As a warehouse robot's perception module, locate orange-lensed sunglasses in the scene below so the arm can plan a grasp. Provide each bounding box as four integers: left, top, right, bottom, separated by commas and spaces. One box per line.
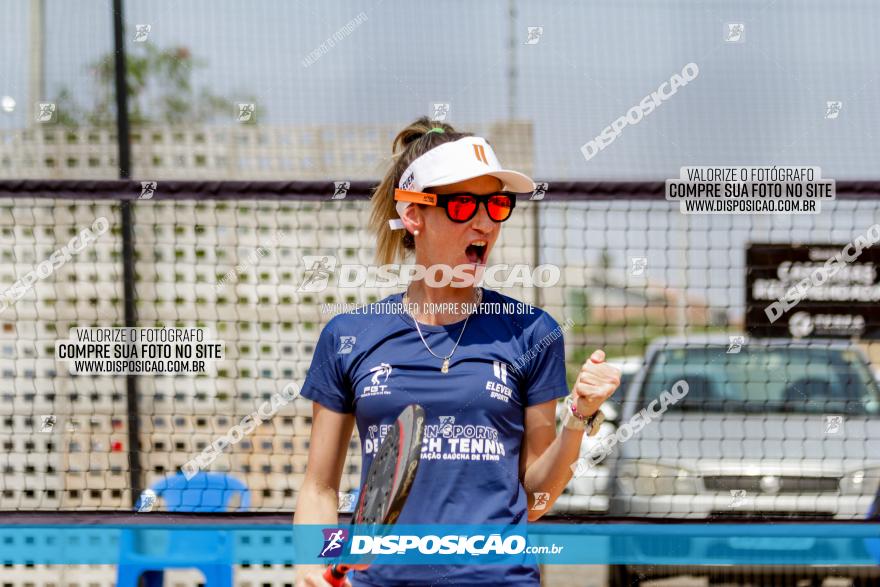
394, 189, 518, 223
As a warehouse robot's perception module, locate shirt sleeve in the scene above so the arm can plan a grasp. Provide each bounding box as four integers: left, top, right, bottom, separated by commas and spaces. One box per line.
521, 312, 570, 406
299, 319, 354, 413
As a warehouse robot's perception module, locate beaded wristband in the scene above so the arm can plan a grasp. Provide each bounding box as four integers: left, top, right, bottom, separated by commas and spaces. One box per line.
567, 396, 593, 421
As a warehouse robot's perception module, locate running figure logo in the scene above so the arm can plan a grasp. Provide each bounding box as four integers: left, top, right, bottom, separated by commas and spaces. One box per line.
298, 255, 337, 292
36, 103, 56, 123
725, 23, 744, 42
237, 103, 256, 123
430, 103, 450, 121
630, 256, 648, 276
331, 181, 350, 200
39, 415, 56, 433
530, 182, 548, 201
438, 416, 455, 435
728, 489, 748, 508
824, 415, 843, 435
137, 489, 157, 513
133, 24, 151, 42
319, 528, 349, 558
727, 335, 745, 354
524, 26, 544, 45
825, 101, 842, 119
140, 181, 157, 200
369, 363, 392, 385
531, 492, 550, 510
338, 336, 356, 354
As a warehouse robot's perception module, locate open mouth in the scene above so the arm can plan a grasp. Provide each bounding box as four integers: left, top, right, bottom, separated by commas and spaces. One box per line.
465, 240, 488, 265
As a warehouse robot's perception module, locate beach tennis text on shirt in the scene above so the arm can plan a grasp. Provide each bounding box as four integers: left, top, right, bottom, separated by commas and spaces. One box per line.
364, 417, 505, 462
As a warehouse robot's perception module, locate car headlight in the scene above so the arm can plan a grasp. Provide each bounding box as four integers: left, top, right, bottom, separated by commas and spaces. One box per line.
618, 462, 702, 495
840, 468, 880, 495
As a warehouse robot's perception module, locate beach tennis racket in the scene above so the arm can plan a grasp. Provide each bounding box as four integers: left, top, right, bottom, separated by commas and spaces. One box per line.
323, 403, 426, 587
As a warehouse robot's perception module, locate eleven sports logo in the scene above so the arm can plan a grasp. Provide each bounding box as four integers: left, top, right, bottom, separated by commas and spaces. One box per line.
297, 256, 560, 291
318, 529, 557, 557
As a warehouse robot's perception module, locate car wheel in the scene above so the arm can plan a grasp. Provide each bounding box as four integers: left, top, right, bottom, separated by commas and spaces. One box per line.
608, 564, 639, 586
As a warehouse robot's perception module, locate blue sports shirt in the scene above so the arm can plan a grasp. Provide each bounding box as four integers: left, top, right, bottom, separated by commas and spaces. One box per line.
300, 288, 569, 586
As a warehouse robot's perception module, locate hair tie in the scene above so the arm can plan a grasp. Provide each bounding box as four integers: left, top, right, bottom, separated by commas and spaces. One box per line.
427, 127, 445, 135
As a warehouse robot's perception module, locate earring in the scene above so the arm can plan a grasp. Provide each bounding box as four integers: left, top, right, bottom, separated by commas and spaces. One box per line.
413, 229, 420, 236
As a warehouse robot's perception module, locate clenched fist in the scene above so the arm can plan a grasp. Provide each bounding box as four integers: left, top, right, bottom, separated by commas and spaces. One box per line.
571, 349, 621, 417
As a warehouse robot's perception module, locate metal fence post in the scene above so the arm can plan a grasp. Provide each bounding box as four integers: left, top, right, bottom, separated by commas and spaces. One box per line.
112, 0, 142, 506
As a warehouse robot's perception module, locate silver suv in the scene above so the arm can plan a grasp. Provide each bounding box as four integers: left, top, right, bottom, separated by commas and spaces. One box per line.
608, 336, 880, 584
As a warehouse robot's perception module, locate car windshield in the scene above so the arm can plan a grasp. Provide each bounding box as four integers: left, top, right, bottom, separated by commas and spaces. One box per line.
641, 345, 880, 415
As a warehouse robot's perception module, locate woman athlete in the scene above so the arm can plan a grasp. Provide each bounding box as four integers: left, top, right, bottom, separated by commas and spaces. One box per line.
294, 117, 621, 586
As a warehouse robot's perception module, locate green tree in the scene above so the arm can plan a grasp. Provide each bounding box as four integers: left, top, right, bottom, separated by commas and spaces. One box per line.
54, 40, 257, 128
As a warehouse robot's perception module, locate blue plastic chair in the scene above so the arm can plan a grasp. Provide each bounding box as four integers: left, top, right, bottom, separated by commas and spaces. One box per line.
116, 472, 250, 587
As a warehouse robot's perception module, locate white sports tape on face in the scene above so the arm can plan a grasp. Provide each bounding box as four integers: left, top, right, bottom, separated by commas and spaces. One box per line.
387, 135, 534, 231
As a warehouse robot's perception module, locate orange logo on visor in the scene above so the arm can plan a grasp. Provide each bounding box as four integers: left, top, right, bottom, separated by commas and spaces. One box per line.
473, 144, 489, 165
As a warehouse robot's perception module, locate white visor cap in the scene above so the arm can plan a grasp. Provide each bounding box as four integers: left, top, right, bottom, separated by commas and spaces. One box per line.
389, 136, 535, 230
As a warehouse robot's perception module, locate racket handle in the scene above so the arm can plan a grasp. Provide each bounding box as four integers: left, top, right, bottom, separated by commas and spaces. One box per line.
323, 563, 351, 587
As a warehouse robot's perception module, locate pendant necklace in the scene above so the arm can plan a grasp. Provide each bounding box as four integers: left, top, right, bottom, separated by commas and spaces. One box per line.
402, 287, 482, 373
